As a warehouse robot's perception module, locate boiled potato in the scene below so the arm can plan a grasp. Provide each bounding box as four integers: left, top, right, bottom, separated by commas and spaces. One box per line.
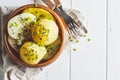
8, 13, 36, 39
20, 42, 47, 64
32, 19, 59, 46
43, 36, 61, 60
8, 36, 19, 52
23, 8, 55, 21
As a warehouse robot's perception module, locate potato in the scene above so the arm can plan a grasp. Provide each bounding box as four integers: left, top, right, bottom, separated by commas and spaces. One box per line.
32, 19, 59, 46
23, 8, 55, 21
8, 36, 19, 53
43, 36, 61, 60
20, 42, 47, 64
8, 13, 36, 40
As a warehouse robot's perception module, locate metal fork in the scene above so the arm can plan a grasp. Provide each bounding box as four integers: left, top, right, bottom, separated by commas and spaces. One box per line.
42, 0, 80, 36
53, 0, 80, 34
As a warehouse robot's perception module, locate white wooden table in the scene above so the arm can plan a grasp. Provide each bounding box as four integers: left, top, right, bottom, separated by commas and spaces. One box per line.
0, 0, 120, 80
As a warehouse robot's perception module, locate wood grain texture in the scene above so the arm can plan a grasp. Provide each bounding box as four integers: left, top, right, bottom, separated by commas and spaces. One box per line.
71, 0, 106, 80
107, 0, 120, 80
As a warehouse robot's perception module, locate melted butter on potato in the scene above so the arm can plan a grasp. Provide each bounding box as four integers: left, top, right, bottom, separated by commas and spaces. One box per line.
20, 42, 47, 64
32, 19, 59, 46
23, 8, 55, 21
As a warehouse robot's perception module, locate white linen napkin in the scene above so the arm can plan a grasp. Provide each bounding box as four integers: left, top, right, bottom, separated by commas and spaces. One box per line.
0, 6, 87, 80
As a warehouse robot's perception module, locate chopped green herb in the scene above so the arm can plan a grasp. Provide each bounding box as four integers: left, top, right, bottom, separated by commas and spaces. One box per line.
87, 38, 91, 42
22, 47, 25, 49
28, 58, 30, 61
24, 17, 32, 21
14, 22, 18, 27
35, 11, 38, 14
69, 36, 74, 41
10, 22, 18, 27
31, 49, 34, 52
40, 14, 45, 18
30, 22, 35, 25
24, 18, 29, 21
83, 34, 86, 37
75, 40, 79, 43
73, 48, 77, 51
70, 39, 73, 41
10, 23, 14, 27
17, 39, 22, 45
18, 33, 21, 36
12, 32, 15, 34
39, 38, 42, 40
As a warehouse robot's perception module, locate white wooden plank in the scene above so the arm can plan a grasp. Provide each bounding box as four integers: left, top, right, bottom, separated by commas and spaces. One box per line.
71, 0, 106, 80
107, 0, 120, 80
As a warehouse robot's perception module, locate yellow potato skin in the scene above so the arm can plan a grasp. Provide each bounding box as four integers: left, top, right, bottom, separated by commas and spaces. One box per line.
23, 8, 55, 21
20, 42, 47, 64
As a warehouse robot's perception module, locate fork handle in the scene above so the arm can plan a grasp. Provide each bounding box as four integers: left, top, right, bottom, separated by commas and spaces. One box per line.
53, 0, 62, 7
42, 0, 55, 10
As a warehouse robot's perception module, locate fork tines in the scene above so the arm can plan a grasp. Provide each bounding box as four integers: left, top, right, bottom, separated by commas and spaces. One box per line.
57, 6, 80, 36
66, 15, 80, 36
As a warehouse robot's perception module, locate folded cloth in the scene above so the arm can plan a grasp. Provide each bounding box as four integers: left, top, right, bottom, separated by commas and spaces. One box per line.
0, 6, 87, 80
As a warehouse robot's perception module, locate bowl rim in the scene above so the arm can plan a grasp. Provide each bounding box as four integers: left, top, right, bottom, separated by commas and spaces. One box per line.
3, 4, 66, 67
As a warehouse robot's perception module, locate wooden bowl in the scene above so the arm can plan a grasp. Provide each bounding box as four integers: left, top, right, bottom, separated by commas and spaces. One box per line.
3, 4, 65, 67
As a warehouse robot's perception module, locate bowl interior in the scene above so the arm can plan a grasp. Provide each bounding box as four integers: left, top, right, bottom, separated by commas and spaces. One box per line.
4, 4, 65, 67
